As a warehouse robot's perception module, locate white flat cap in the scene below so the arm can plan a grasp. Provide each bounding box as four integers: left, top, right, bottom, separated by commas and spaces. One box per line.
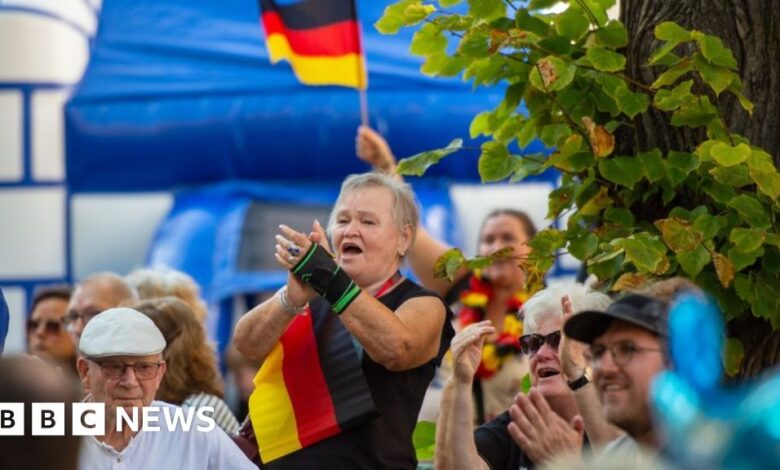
79, 307, 166, 358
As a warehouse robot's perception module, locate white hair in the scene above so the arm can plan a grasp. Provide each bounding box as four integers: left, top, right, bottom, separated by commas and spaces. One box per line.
521, 283, 612, 334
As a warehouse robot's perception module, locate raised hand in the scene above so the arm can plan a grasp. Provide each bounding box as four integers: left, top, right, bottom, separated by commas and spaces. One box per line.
274, 224, 317, 306
507, 389, 584, 465
355, 126, 396, 173
450, 321, 495, 384
559, 294, 588, 380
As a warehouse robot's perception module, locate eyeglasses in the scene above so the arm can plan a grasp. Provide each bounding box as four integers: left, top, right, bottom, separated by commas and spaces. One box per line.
63, 310, 101, 330
92, 361, 163, 380
519, 330, 562, 356
26, 319, 64, 335
585, 342, 662, 367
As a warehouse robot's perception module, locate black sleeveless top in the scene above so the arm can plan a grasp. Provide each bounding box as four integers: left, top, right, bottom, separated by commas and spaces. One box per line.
266, 279, 454, 470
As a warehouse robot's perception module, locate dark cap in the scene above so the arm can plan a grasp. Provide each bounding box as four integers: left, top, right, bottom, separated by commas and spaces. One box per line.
564, 293, 669, 344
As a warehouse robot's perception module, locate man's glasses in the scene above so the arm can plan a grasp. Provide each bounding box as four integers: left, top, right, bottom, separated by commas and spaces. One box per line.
26, 319, 64, 335
585, 342, 662, 367
519, 330, 562, 356
92, 361, 163, 380
63, 311, 100, 330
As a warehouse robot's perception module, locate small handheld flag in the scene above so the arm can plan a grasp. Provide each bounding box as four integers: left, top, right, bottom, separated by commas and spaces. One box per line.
258, 0, 367, 89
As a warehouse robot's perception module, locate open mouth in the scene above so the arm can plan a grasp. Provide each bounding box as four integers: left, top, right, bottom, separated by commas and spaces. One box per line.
341, 242, 364, 255
537, 367, 560, 379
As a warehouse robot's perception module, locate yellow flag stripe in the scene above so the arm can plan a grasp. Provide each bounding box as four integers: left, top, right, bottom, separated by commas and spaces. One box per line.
249, 343, 302, 462
266, 34, 367, 89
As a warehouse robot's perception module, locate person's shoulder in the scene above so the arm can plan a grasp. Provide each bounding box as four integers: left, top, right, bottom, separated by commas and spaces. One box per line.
393, 278, 446, 304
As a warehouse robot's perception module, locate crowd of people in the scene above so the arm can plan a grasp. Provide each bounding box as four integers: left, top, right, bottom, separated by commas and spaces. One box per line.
0, 126, 730, 469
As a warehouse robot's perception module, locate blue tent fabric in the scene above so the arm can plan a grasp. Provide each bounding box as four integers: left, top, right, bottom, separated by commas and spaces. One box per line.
65, 0, 549, 192
0, 286, 9, 354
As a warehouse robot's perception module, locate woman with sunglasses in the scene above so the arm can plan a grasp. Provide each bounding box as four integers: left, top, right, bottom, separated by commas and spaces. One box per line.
435, 283, 616, 470
357, 126, 537, 423
26, 285, 77, 374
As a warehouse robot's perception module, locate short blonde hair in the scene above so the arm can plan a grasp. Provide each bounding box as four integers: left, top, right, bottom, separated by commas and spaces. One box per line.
521, 283, 612, 334
125, 268, 208, 323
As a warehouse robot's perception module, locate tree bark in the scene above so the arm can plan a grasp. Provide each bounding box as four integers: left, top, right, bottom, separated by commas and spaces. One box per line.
620, 0, 780, 377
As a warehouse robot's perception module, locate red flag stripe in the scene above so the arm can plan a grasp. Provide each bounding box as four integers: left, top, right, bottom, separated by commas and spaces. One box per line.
280, 313, 341, 446
261, 11, 361, 56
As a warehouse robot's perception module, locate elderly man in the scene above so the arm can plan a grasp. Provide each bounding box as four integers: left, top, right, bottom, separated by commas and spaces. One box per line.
65, 272, 137, 342
564, 293, 670, 464
76, 307, 254, 469
434, 284, 612, 470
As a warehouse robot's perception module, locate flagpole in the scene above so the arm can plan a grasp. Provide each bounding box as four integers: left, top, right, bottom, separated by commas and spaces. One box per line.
355, 0, 369, 127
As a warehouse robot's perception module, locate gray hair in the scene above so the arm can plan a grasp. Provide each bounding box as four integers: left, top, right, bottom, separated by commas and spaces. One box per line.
522, 283, 611, 334
327, 172, 420, 243
125, 267, 208, 323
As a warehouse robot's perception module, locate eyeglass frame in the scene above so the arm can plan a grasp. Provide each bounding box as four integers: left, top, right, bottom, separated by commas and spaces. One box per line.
519, 330, 562, 356
26, 318, 65, 335
89, 359, 164, 381
62, 310, 102, 331
585, 341, 662, 367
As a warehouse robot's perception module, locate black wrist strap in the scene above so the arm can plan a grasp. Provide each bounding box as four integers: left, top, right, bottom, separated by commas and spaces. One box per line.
567, 373, 590, 391
291, 244, 361, 314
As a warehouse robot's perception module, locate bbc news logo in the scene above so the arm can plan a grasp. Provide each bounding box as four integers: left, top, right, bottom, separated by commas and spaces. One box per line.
0, 403, 216, 436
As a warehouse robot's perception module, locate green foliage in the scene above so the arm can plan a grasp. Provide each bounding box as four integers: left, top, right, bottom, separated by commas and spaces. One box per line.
378, 1, 780, 340
412, 421, 436, 462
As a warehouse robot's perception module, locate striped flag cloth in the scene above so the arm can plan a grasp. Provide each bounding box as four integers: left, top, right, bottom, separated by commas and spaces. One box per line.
248, 304, 376, 463
258, 0, 367, 89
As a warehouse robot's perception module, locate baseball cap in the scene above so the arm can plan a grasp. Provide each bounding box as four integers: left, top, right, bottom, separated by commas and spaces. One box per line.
564, 293, 669, 344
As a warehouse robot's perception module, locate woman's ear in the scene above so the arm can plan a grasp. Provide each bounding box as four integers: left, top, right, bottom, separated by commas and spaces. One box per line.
398, 224, 414, 256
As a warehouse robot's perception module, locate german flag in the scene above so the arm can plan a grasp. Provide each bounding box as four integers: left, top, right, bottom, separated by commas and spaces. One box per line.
248, 303, 376, 462
258, 0, 367, 89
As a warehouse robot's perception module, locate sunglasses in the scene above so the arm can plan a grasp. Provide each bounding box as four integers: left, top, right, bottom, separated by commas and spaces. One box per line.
26, 319, 64, 335
519, 330, 562, 356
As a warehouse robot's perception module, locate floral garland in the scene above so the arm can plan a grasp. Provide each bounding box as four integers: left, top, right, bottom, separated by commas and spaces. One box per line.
459, 272, 528, 379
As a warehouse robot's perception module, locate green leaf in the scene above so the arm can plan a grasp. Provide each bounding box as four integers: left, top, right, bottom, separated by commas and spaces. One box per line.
654, 80, 694, 111
433, 248, 466, 281
727, 79, 754, 116
599, 156, 644, 188
396, 139, 464, 176
727, 246, 763, 272
516, 116, 539, 148
670, 96, 718, 128
515, 9, 551, 37
729, 227, 766, 253
528, 0, 560, 9
520, 373, 532, 394
655, 21, 691, 43
722, 338, 744, 376
651, 59, 693, 88
762, 248, 780, 275
596, 20, 628, 48
568, 233, 599, 260
637, 149, 666, 183
586, 46, 626, 72
413, 421, 437, 462
529, 56, 577, 92
711, 142, 752, 167
667, 151, 699, 186
548, 184, 576, 218
375, 0, 418, 34
615, 234, 670, 275
470, 112, 490, 138
468, 0, 505, 20
579, 186, 613, 216
604, 207, 635, 226
539, 123, 573, 147
456, 28, 490, 57
728, 195, 771, 229
710, 165, 753, 188
693, 213, 728, 240
410, 22, 448, 56
588, 252, 625, 281
678, 245, 711, 278
555, 8, 589, 41
745, 148, 775, 173
653, 217, 704, 253
614, 86, 650, 118
494, 116, 524, 143
478, 142, 520, 182
693, 53, 734, 95
464, 247, 516, 271
549, 151, 594, 173
702, 179, 737, 204
420, 52, 469, 77
695, 33, 738, 69
510, 155, 547, 182
750, 168, 780, 200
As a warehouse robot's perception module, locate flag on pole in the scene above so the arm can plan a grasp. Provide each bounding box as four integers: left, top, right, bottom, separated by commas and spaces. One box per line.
248, 304, 376, 463
258, 0, 367, 89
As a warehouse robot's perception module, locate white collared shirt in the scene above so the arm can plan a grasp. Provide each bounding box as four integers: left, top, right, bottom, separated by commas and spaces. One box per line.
78, 401, 254, 470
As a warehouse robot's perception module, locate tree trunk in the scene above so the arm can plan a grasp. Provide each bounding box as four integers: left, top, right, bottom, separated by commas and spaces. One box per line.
620, 0, 780, 377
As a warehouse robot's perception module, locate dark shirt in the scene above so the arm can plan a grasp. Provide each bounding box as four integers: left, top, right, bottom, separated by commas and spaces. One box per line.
267, 279, 455, 470
475, 411, 590, 470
